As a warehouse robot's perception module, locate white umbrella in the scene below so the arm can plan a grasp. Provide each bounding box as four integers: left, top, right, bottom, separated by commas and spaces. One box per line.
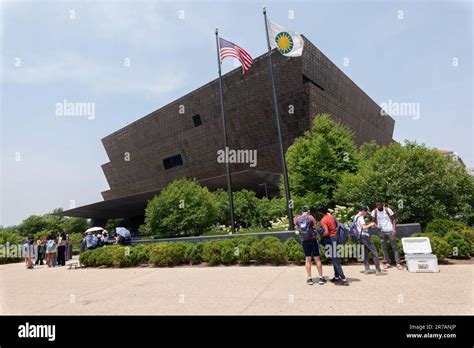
115, 227, 131, 238
85, 227, 105, 233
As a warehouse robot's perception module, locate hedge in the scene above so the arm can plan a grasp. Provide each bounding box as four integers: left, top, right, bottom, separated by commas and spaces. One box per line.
250, 236, 287, 265
78, 228, 471, 268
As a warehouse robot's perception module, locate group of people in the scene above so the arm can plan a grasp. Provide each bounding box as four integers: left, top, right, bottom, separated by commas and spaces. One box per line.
294, 200, 401, 286
22, 232, 69, 269
79, 229, 131, 253
22, 228, 132, 269
79, 230, 111, 253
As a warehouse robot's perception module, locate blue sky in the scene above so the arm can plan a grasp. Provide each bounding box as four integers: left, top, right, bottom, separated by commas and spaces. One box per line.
1, 0, 472, 226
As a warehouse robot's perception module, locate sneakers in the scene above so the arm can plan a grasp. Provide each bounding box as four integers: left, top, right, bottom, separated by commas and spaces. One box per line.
331, 276, 349, 286
375, 270, 387, 276
340, 277, 349, 286
396, 263, 403, 270
318, 277, 327, 285
307, 278, 314, 286
362, 269, 375, 275
383, 263, 391, 269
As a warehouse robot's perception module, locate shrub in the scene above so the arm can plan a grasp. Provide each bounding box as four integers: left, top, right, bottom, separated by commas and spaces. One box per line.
202, 240, 222, 265
184, 242, 204, 264
466, 213, 474, 227
220, 240, 238, 265
112, 244, 151, 267
412, 233, 452, 261
236, 243, 252, 264
424, 219, 467, 237
250, 237, 287, 265
233, 236, 258, 247
202, 240, 237, 266
171, 242, 189, 264
428, 235, 451, 261
79, 249, 93, 266
148, 243, 181, 267
79, 247, 120, 267
284, 238, 304, 262
233, 237, 257, 264
110, 246, 130, 267
458, 229, 474, 256
444, 231, 471, 258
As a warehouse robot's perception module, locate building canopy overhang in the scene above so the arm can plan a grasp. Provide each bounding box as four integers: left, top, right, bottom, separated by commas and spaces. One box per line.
59, 170, 281, 220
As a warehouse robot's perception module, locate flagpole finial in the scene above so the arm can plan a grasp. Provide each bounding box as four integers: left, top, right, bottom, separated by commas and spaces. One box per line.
215, 28, 218, 35
262, 6, 266, 13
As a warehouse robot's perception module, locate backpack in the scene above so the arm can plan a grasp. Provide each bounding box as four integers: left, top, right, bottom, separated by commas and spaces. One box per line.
348, 215, 361, 241
335, 219, 349, 244
46, 240, 56, 252
298, 215, 312, 241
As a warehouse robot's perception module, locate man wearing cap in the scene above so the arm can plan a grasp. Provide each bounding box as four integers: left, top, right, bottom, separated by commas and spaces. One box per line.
294, 205, 326, 285
354, 206, 385, 275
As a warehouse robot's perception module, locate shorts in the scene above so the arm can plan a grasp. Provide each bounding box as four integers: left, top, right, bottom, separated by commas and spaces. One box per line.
302, 239, 320, 257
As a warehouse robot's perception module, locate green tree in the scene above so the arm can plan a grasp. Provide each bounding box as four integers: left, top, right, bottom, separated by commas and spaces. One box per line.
359, 140, 380, 161
233, 189, 260, 228
254, 196, 286, 228
61, 217, 88, 234
334, 141, 474, 226
215, 189, 286, 228
17, 211, 63, 236
214, 188, 231, 226
285, 114, 359, 205
144, 179, 219, 237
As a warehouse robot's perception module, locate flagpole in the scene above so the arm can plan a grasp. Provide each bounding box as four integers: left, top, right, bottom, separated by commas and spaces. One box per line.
262, 7, 294, 231
215, 28, 236, 233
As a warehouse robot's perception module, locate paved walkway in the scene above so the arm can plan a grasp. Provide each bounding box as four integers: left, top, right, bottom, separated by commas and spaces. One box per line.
1, 261, 472, 315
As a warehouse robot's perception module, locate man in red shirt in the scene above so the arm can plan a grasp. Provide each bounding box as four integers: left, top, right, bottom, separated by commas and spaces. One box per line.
317, 205, 349, 286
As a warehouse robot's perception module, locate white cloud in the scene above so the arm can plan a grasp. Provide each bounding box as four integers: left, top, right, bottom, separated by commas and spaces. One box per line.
2, 52, 187, 98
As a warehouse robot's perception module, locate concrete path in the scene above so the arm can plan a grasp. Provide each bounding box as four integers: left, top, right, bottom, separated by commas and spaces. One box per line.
1, 261, 472, 315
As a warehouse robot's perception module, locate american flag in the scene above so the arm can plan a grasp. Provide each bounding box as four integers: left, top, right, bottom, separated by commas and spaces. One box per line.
219, 37, 253, 74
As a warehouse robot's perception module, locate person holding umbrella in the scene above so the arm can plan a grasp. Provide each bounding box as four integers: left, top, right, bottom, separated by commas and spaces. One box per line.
115, 227, 132, 246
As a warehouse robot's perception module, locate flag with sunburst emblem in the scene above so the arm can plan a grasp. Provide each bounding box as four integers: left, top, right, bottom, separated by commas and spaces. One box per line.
267, 20, 304, 57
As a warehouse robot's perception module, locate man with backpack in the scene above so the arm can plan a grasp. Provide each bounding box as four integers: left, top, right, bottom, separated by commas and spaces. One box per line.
294, 205, 326, 285
354, 206, 385, 275
316, 206, 349, 286
371, 201, 402, 270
